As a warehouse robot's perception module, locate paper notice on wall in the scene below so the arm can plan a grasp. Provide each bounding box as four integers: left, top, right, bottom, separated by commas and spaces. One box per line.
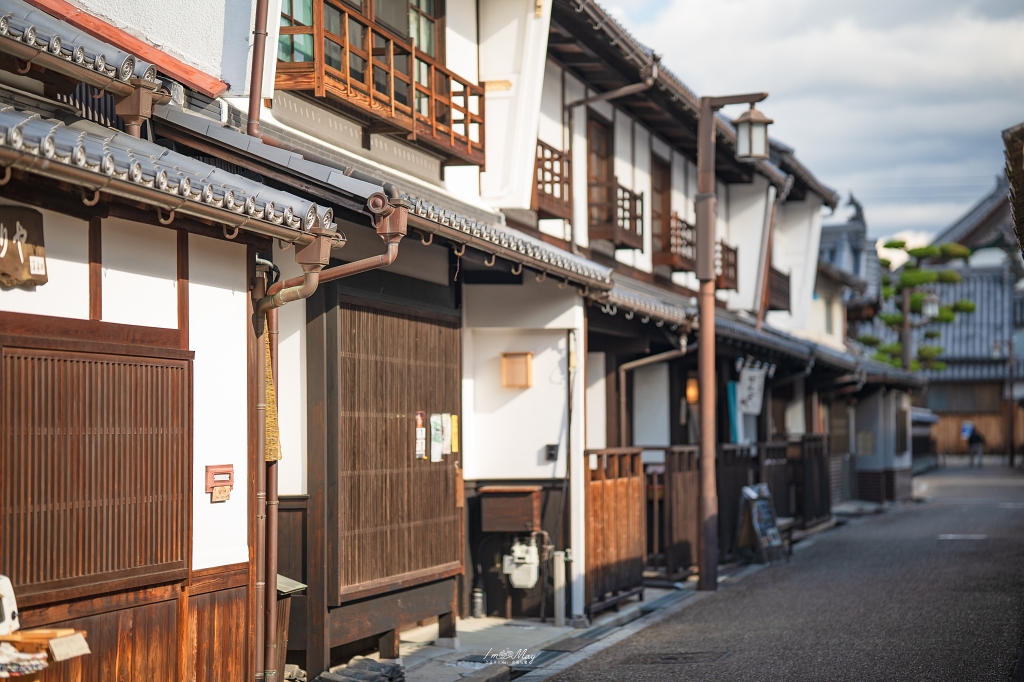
430, 413, 443, 462
441, 413, 452, 455
415, 411, 427, 459
49, 632, 91, 661
450, 415, 459, 453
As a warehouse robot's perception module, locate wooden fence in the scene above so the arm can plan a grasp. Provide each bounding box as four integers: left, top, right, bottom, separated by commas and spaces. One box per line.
758, 441, 792, 518
795, 435, 831, 528
716, 445, 758, 561
585, 448, 645, 614
644, 446, 700, 578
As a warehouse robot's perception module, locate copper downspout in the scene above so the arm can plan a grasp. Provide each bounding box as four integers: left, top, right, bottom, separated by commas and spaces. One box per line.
253, 269, 268, 682
265, 306, 281, 680
258, 195, 407, 681
247, 0, 270, 136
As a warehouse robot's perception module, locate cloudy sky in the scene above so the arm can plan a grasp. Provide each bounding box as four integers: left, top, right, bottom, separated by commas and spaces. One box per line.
605, 0, 1024, 250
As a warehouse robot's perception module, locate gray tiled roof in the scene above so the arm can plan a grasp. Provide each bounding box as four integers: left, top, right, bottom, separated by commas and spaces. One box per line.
157, 104, 616, 288
929, 176, 1012, 250
0, 0, 157, 83
0, 106, 338, 242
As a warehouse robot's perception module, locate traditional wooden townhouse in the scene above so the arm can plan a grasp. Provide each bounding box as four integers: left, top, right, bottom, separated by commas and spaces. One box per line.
459, 0, 880, 619
0, 1, 404, 679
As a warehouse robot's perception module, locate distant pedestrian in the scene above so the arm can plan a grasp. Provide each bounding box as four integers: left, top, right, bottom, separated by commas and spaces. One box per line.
968, 427, 985, 468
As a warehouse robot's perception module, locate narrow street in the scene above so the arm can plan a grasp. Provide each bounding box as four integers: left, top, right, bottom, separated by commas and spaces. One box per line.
549, 466, 1024, 681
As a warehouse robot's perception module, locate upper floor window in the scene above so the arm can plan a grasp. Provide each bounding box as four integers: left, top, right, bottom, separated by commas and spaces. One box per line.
587, 116, 643, 250
825, 295, 834, 334
276, 0, 484, 166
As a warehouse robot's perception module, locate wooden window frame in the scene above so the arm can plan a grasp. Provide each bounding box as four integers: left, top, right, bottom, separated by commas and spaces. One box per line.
0, 320, 194, 608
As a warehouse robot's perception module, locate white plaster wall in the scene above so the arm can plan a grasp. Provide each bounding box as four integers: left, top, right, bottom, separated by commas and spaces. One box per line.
585, 352, 607, 450
75, 0, 256, 96
463, 328, 569, 479
634, 362, 670, 463
720, 176, 769, 313
538, 60, 564, 149
796, 283, 847, 351
568, 74, 589, 249
479, 0, 552, 209
0, 201, 88, 319
443, 0, 482, 202
463, 275, 579, 329
461, 274, 587, 618
766, 197, 824, 331
785, 379, 806, 437
101, 218, 177, 329
188, 234, 250, 569
275, 241, 308, 496
855, 389, 884, 472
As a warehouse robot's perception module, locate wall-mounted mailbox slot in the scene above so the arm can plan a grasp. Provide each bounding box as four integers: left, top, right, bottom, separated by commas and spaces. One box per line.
205, 465, 235, 498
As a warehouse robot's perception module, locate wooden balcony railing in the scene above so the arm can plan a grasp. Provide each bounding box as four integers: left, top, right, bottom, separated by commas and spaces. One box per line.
652, 213, 696, 272
532, 140, 572, 220
588, 178, 644, 250
276, 3, 484, 166
768, 265, 790, 311
715, 241, 738, 290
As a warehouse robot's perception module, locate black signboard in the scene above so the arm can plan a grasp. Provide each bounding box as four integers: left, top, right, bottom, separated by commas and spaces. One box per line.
736, 483, 784, 564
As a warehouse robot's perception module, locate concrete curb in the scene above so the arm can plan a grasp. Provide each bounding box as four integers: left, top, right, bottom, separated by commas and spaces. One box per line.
514, 591, 714, 681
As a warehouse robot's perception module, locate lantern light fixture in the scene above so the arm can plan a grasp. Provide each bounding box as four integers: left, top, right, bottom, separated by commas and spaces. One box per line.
733, 103, 773, 161
922, 292, 940, 319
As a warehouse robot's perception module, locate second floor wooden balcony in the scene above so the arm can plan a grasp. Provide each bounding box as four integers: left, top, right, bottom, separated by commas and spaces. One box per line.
532, 140, 572, 221
652, 213, 696, 272
768, 265, 790, 311
588, 178, 643, 250
276, 0, 484, 166
716, 241, 738, 290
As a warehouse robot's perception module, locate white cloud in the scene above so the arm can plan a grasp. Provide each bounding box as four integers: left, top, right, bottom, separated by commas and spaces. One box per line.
616, 0, 1024, 239
875, 230, 934, 269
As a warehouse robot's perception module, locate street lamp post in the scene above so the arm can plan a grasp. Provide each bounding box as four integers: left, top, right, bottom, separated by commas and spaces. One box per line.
696, 92, 770, 592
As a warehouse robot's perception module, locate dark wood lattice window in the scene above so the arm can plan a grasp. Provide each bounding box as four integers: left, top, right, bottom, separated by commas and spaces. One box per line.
329, 302, 461, 601
0, 338, 191, 607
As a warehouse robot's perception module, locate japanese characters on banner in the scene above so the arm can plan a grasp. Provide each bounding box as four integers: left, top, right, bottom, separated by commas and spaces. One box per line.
0, 207, 47, 288
737, 367, 767, 416
417, 412, 459, 462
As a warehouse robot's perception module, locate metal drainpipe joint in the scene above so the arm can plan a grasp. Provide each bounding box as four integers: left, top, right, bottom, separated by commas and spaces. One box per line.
255, 229, 334, 315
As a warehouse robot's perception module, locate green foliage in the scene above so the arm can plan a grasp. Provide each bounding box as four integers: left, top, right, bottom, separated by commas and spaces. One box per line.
873, 351, 892, 364
879, 312, 904, 327
907, 245, 941, 259
937, 270, 962, 284
935, 305, 955, 323
881, 275, 892, 286
910, 359, 921, 372
884, 239, 906, 249
879, 342, 902, 356
917, 345, 944, 361
857, 335, 881, 347
953, 299, 976, 313
879, 258, 891, 270
939, 242, 972, 259
924, 330, 941, 339
910, 291, 925, 313
898, 269, 939, 287
928, 360, 947, 371
882, 285, 895, 300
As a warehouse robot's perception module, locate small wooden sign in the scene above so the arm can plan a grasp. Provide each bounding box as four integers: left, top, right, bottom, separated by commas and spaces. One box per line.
0, 207, 47, 288
211, 486, 231, 502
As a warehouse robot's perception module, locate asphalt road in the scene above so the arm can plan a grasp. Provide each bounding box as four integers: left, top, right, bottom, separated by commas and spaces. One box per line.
551, 466, 1024, 682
